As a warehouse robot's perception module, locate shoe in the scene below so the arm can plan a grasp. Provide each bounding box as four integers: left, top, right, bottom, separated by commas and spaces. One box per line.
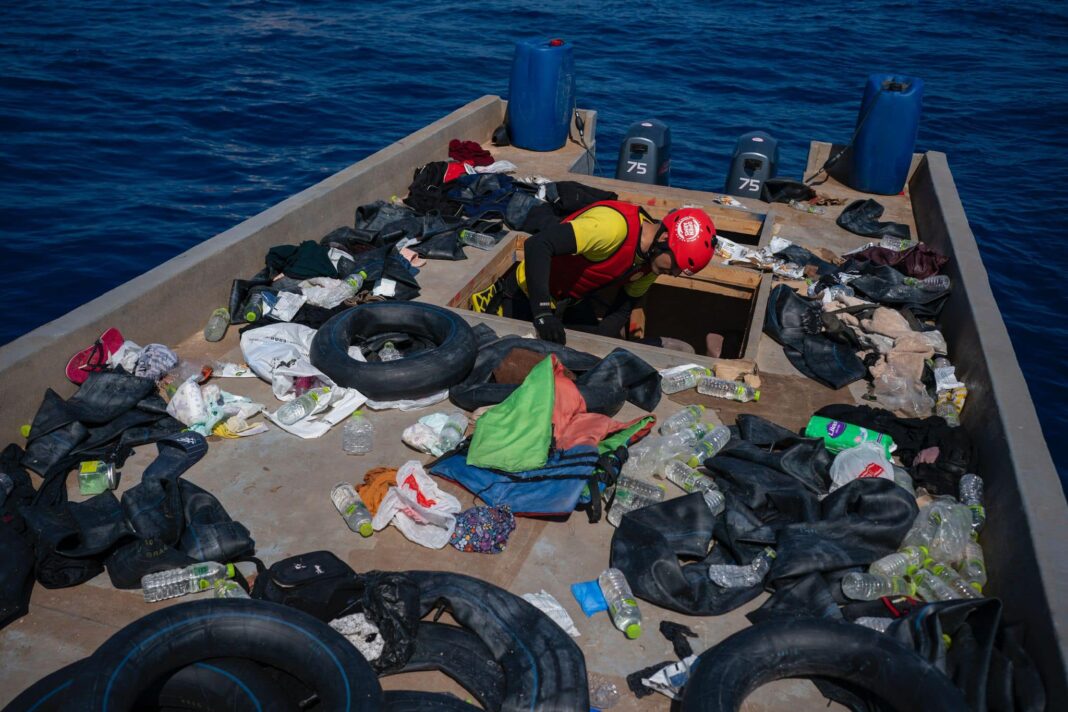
65, 328, 124, 385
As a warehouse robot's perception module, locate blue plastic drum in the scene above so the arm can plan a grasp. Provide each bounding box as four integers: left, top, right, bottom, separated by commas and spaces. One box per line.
850, 74, 924, 195
507, 38, 575, 152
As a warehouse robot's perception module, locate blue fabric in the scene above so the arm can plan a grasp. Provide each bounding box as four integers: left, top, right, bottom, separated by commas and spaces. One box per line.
570, 579, 608, 617
430, 445, 600, 516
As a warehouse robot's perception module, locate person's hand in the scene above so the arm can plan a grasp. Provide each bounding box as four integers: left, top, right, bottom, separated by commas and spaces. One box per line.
533, 312, 566, 344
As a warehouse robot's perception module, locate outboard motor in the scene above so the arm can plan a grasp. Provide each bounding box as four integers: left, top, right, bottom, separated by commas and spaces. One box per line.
615, 119, 671, 186
725, 131, 778, 198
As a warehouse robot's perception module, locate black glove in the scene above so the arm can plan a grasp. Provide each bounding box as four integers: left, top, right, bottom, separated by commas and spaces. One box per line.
533, 312, 566, 345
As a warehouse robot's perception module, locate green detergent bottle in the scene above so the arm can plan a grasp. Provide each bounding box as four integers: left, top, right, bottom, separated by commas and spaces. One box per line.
804, 415, 893, 458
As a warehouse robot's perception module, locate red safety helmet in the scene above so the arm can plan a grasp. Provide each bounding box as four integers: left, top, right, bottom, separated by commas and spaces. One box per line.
658, 207, 716, 275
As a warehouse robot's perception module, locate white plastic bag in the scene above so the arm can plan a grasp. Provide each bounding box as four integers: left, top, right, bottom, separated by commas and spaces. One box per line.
372, 461, 460, 549
521, 591, 580, 637
829, 442, 895, 492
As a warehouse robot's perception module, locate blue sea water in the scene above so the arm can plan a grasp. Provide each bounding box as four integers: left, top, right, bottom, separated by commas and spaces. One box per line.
2, 1, 1066, 482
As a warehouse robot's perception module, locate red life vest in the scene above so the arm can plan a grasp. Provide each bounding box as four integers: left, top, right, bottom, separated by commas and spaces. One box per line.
547, 200, 650, 300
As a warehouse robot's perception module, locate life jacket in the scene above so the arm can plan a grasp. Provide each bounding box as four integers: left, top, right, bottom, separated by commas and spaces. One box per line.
548, 200, 651, 300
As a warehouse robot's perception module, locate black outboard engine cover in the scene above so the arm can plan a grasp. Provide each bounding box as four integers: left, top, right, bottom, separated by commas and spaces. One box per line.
615, 119, 671, 186
725, 131, 779, 198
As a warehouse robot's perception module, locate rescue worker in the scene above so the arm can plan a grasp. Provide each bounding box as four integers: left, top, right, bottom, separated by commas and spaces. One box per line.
471, 200, 716, 345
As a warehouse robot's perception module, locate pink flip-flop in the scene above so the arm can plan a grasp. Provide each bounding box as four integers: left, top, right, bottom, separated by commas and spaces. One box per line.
65, 327, 125, 385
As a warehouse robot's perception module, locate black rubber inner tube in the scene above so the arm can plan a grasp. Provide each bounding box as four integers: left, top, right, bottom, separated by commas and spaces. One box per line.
67, 599, 382, 711
408, 571, 588, 712
383, 690, 479, 711
310, 302, 478, 401
680, 619, 970, 712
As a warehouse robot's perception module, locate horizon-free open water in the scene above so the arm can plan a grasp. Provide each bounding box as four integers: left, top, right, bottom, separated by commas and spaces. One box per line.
2, 1, 1066, 486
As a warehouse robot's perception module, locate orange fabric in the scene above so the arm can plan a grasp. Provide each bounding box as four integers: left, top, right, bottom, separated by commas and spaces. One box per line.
357, 467, 397, 515
549, 355, 634, 450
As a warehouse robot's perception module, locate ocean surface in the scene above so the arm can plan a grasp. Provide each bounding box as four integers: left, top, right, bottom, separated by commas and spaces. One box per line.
2, 1, 1066, 484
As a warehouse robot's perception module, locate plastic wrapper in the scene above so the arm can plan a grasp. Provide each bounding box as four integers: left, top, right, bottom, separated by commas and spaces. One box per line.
521, 590, 580, 637
829, 442, 895, 492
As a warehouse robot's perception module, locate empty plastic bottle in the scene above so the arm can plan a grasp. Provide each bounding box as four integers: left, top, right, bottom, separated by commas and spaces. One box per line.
378, 341, 402, 362
707, 548, 776, 589
607, 476, 666, 527
459, 229, 498, 250
958, 473, 986, 532
841, 572, 915, 601
879, 236, 913, 252
342, 411, 374, 455
912, 567, 963, 602
680, 426, 732, 468
703, 488, 726, 516
870, 546, 928, 578
330, 483, 373, 537
243, 292, 277, 323
436, 412, 470, 453
661, 367, 711, 395
931, 562, 982, 599
957, 538, 988, 588
788, 199, 826, 215
662, 459, 717, 494
696, 376, 760, 402
345, 270, 368, 292
276, 387, 331, 425
142, 561, 235, 603
902, 499, 973, 564
203, 307, 230, 342
904, 275, 951, 291
854, 616, 895, 633
214, 580, 250, 599
598, 568, 642, 639
935, 401, 961, 427
659, 405, 707, 435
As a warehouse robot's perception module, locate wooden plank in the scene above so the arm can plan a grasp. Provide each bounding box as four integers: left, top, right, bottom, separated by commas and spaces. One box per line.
609, 189, 763, 235
654, 273, 755, 300
447, 236, 520, 308
743, 274, 772, 361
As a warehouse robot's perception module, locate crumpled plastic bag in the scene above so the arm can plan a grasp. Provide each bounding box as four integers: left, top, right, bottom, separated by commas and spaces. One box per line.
522, 590, 580, 637
372, 461, 460, 548
299, 277, 355, 309
241, 322, 367, 437
166, 381, 264, 437
829, 442, 895, 492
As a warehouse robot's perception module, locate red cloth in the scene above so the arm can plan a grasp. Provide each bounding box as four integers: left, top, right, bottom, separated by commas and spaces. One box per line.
851, 243, 949, 279
443, 161, 469, 182
448, 139, 494, 167
547, 355, 643, 450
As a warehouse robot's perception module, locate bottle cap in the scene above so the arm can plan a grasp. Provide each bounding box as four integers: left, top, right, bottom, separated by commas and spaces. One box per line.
625, 622, 642, 639
225, 563, 236, 578
358, 522, 374, 537
752, 390, 761, 402
245, 310, 258, 322
19, 424, 30, 438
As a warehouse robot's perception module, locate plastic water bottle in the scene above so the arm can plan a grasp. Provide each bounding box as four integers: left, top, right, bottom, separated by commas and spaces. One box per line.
661, 367, 710, 395
912, 568, 963, 602
378, 341, 402, 362
680, 426, 732, 468
459, 229, 498, 250
788, 199, 826, 215
659, 425, 705, 452
935, 401, 961, 427
607, 476, 665, 527
598, 568, 642, 639
436, 412, 469, 453
707, 548, 776, 589
662, 460, 717, 493
854, 616, 895, 633
958, 474, 986, 532
931, 562, 982, 599
345, 270, 368, 292
330, 483, 373, 537
957, 538, 988, 588
142, 561, 235, 603
696, 376, 760, 402
276, 387, 331, 425
902, 499, 973, 564
703, 488, 726, 516
203, 307, 230, 342
903, 275, 951, 291
342, 411, 374, 455
243, 292, 277, 322
214, 580, 250, 599
870, 545, 928, 578
659, 405, 707, 434
879, 236, 913, 252
841, 572, 914, 600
